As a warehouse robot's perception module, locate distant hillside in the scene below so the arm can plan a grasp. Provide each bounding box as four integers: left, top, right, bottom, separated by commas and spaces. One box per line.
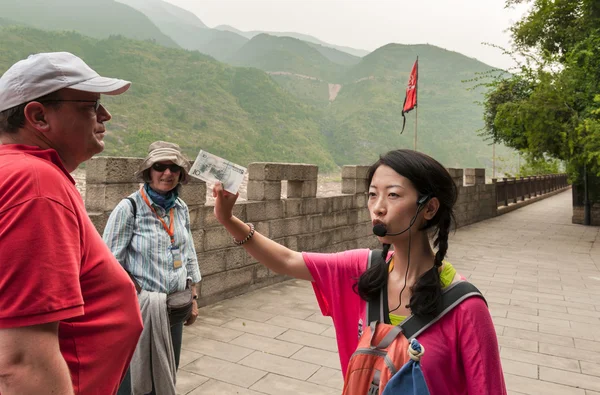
116, 0, 248, 61
214, 24, 252, 39
0, 0, 179, 48
215, 25, 370, 57
227, 34, 349, 82
116, 0, 207, 28
321, 44, 514, 168
268, 75, 331, 107
304, 42, 361, 66
0, 26, 516, 173
0, 27, 337, 170
191, 30, 248, 61
245, 40, 515, 170
345, 43, 492, 82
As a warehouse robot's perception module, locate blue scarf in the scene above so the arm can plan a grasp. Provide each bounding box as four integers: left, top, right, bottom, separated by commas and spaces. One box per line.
145, 183, 178, 210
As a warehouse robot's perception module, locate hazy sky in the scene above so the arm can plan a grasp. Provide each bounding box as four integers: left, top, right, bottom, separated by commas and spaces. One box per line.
163, 0, 530, 70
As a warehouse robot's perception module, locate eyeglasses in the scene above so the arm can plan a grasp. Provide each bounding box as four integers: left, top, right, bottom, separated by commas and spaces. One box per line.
152, 163, 182, 172
38, 99, 102, 111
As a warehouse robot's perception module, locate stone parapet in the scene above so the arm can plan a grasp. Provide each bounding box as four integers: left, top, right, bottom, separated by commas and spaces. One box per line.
247, 163, 319, 200
86, 157, 143, 184
86, 183, 140, 212
181, 176, 207, 207
464, 168, 486, 185
447, 168, 464, 188
341, 165, 370, 194
85, 157, 564, 306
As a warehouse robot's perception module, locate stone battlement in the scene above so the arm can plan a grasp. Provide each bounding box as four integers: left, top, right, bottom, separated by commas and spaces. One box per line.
86, 157, 496, 305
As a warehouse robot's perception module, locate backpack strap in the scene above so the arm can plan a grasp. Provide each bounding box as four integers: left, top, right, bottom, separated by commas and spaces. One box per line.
400, 280, 486, 339
125, 197, 137, 219
365, 249, 486, 341
366, 249, 391, 325
122, 197, 141, 294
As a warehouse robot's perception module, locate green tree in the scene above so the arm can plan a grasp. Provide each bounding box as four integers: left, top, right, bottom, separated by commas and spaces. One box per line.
507, 0, 600, 62
482, 0, 600, 179
517, 152, 563, 176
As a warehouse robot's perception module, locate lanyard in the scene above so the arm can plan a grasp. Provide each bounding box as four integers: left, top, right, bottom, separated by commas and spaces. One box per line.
140, 187, 175, 245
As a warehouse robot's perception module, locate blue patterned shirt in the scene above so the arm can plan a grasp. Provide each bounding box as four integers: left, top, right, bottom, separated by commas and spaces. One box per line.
102, 189, 201, 294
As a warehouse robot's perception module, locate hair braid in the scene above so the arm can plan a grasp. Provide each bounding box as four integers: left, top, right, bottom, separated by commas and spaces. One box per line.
409, 212, 453, 316
433, 213, 452, 267
354, 243, 391, 302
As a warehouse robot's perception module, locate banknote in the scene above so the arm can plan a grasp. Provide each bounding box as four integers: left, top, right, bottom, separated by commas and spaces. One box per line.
189, 150, 246, 194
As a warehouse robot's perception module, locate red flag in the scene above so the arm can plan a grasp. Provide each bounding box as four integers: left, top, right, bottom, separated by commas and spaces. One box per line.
401, 58, 418, 133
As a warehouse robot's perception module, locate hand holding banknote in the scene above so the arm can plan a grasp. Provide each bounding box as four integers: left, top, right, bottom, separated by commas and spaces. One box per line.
212, 180, 239, 225
189, 150, 247, 194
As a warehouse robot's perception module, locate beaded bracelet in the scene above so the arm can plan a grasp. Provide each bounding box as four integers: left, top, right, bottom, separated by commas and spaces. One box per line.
233, 223, 255, 246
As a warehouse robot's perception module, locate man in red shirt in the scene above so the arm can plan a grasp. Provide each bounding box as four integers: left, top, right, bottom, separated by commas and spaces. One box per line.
0, 52, 143, 394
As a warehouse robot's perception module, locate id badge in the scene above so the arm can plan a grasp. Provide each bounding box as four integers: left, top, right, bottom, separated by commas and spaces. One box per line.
171, 247, 182, 269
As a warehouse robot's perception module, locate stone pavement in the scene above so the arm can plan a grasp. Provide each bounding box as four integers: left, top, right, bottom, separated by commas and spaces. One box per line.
176, 190, 600, 394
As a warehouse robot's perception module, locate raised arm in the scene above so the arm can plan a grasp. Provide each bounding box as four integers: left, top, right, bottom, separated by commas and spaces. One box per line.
213, 182, 313, 281
0, 323, 74, 395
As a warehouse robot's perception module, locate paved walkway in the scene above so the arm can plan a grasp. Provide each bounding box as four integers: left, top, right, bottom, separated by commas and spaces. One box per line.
176, 190, 600, 394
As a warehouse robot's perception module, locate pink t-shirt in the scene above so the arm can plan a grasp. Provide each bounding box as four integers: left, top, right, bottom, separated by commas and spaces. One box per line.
303, 248, 507, 395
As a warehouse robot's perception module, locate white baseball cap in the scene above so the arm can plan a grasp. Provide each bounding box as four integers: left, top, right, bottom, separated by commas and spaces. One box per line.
0, 51, 131, 113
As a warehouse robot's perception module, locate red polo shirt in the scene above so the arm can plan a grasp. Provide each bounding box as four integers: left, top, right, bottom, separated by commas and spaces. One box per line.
0, 145, 143, 394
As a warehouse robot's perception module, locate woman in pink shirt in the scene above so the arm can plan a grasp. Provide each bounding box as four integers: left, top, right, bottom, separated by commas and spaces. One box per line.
213, 149, 506, 394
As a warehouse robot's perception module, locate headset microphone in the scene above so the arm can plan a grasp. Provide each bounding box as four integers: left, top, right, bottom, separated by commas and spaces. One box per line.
372, 195, 431, 237
372, 223, 409, 237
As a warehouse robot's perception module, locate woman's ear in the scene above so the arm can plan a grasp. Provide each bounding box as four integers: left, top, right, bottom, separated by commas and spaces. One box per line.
423, 197, 440, 220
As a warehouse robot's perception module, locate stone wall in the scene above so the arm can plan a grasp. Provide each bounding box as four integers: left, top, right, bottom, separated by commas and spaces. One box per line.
83, 159, 519, 306
86, 158, 382, 306
572, 206, 600, 226
572, 174, 600, 226
450, 168, 498, 228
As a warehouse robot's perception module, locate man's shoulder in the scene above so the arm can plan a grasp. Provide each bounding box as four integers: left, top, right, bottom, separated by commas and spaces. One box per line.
0, 149, 67, 181
0, 151, 75, 209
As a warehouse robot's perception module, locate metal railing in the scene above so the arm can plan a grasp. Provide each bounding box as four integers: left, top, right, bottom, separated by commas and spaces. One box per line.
492, 174, 569, 207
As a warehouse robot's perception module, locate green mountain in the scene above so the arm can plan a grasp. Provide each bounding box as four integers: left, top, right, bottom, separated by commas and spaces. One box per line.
116, 0, 206, 29
0, 27, 337, 170
0, 0, 179, 48
215, 24, 370, 58
190, 30, 248, 61
344, 43, 491, 83
304, 42, 361, 66
227, 34, 349, 82
116, 0, 249, 61
268, 75, 331, 107
234, 38, 514, 169
0, 25, 515, 174
322, 44, 514, 168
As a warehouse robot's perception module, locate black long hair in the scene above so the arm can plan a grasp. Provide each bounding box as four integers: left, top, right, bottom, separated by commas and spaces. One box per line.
355, 149, 457, 316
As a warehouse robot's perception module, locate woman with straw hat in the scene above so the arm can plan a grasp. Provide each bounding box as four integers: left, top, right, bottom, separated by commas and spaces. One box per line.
103, 141, 201, 395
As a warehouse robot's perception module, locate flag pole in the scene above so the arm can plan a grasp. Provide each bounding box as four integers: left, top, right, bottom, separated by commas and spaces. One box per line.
414, 106, 418, 151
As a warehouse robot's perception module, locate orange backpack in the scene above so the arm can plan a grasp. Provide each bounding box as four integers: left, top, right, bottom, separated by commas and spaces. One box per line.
342, 250, 485, 395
